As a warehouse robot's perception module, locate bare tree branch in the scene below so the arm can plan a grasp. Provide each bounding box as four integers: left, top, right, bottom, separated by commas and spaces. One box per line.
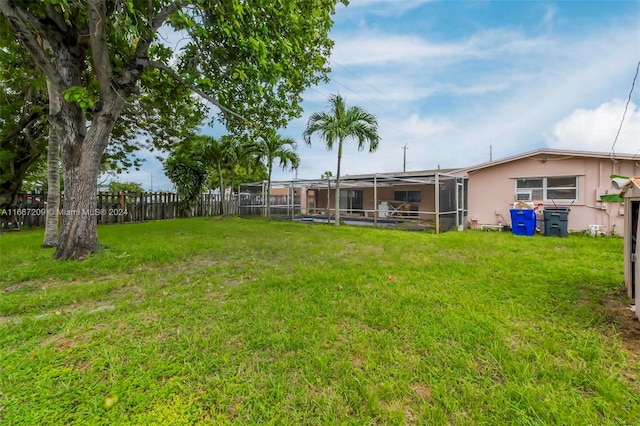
137, 58, 250, 124
87, 0, 113, 94
0, 1, 64, 87
1, 107, 47, 145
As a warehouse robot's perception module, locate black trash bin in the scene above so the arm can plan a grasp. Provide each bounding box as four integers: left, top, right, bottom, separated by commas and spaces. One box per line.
543, 207, 570, 237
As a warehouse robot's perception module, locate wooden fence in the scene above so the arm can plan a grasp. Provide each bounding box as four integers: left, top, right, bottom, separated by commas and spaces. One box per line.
2, 192, 239, 228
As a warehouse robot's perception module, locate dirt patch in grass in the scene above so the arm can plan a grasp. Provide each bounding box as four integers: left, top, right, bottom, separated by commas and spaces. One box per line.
2, 281, 35, 294
600, 288, 640, 355
437, 249, 470, 263
40, 333, 82, 351
362, 244, 384, 255
351, 356, 364, 369
133, 255, 226, 276
410, 383, 432, 401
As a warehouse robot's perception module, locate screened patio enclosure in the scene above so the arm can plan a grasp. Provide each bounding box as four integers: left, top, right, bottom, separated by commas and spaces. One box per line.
239, 171, 468, 233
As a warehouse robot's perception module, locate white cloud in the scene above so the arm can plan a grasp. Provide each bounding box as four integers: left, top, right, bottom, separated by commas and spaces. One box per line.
281, 17, 640, 181
338, 0, 433, 18
396, 113, 453, 139
538, 4, 557, 32
545, 100, 640, 154
331, 33, 465, 66
331, 28, 552, 67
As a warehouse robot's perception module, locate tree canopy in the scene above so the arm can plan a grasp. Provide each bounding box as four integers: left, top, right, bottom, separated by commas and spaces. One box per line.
164, 136, 211, 212
1, 0, 346, 259
0, 15, 205, 209
109, 181, 145, 193
164, 134, 268, 213
0, 19, 48, 209
247, 130, 300, 219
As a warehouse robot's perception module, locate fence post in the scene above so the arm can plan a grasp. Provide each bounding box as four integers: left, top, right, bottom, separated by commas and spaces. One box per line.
290, 181, 294, 222
119, 192, 125, 223
374, 174, 378, 227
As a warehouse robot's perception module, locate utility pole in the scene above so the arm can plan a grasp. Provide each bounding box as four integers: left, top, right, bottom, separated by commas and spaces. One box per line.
489, 145, 493, 162
402, 144, 408, 172
150, 173, 153, 192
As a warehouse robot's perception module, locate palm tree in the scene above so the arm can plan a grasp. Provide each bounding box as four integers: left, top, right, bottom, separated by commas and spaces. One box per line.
42, 123, 61, 247
320, 170, 333, 222
249, 130, 300, 219
223, 135, 248, 196
202, 136, 236, 215
303, 94, 380, 226
42, 78, 61, 248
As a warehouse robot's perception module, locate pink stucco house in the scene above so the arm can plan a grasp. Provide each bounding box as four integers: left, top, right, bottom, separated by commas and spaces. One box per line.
257, 148, 639, 236
461, 149, 640, 235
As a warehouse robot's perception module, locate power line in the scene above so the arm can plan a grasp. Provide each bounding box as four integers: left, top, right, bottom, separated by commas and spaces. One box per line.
610, 60, 640, 159
305, 67, 428, 144
330, 77, 395, 116
329, 77, 428, 141
330, 59, 384, 94
324, 60, 398, 116
305, 78, 406, 134
305, 85, 332, 100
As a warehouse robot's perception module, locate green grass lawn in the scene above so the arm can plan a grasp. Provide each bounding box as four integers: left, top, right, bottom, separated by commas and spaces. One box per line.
1, 218, 638, 425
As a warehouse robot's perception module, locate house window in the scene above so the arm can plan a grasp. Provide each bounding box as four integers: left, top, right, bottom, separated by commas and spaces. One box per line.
394, 190, 421, 202
393, 190, 420, 217
515, 177, 577, 201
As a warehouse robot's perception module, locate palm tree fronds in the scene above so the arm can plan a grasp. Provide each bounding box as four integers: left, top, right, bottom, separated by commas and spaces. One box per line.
302, 94, 380, 226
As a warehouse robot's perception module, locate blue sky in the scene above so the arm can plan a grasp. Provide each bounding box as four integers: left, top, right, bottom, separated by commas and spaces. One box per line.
117, 0, 640, 190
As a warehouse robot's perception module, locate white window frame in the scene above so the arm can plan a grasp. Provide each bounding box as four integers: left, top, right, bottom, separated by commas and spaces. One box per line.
515, 176, 577, 202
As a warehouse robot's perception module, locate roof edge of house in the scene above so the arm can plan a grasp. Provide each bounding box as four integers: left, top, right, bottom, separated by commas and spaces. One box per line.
461, 148, 638, 173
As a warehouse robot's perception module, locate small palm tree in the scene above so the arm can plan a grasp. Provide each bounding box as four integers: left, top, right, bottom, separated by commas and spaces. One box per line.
249, 130, 300, 219
203, 136, 236, 215
321, 171, 333, 222
303, 94, 380, 226
224, 135, 250, 195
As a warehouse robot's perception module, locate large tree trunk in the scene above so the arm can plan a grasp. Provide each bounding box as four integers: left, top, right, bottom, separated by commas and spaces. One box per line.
42, 79, 62, 248
53, 96, 125, 260
54, 153, 99, 259
1, 0, 157, 260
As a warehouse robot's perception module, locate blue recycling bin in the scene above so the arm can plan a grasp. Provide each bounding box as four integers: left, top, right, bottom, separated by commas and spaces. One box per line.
510, 209, 536, 236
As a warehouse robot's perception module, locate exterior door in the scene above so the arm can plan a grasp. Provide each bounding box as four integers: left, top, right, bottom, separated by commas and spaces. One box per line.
340, 190, 363, 215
